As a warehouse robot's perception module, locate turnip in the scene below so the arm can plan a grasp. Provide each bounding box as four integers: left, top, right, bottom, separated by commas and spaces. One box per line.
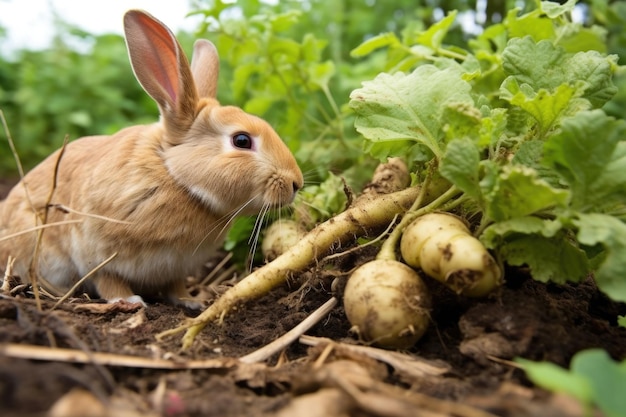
400, 213, 502, 297
343, 259, 431, 349
340, 177, 457, 350
261, 219, 307, 261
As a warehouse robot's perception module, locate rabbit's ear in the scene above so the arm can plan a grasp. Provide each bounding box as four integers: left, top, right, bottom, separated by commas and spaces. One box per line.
123, 10, 198, 138
191, 40, 219, 99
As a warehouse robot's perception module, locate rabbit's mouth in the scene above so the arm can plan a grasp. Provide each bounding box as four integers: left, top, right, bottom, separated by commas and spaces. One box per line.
266, 175, 302, 207
270, 189, 299, 207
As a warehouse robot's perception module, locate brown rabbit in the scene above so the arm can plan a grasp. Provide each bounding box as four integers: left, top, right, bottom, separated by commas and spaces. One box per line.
0, 10, 303, 307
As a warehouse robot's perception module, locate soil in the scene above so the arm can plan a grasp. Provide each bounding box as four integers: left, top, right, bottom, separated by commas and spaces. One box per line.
1, 180, 625, 417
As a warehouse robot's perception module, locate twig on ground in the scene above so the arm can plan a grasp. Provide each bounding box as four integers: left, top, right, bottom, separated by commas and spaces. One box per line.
28, 135, 69, 310
1, 256, 16, 293
299, 335, 450, 379
0, 343, 237, 370
50, 252, 118, 310
209, 265, 238, 287
239, 297, 338, 364
199, 252, 233, 286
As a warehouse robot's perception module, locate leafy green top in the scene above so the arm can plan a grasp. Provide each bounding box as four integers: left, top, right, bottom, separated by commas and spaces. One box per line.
349, 2, 626, 302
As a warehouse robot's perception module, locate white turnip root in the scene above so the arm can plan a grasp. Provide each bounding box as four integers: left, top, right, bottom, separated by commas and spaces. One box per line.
400, 213, 502, 297
343, 259, 430, 349
358, 157, 410, 198
340, 179, 459, 350
261, 219, 307, 261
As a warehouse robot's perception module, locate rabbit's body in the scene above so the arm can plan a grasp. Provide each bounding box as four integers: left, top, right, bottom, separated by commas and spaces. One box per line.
0, 11, 303, 306
1, 125, 224, 303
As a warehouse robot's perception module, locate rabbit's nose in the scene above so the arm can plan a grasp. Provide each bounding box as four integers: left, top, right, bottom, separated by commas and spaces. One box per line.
292, 181, 301, 194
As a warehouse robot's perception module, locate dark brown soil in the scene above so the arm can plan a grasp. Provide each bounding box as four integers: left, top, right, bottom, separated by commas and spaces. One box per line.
1, 182, 625, 417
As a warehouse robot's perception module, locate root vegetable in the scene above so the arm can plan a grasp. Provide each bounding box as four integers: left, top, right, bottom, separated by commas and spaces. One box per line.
358, 157, 410, 198
400, 213, 502, 297
340, 181, 459, 350
159, 186, 423, 348
261, 219, 307, 261
343, 259, 431, 349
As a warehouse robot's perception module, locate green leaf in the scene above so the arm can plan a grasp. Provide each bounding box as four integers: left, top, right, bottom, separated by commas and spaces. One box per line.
482, 216, 563, 247
363, 140, 431, 163
543, 111, 626, 211
350, 65, 474, 160
498, 233, 589, 283
269, 10, 302, 32
501, 79, 589, 136
440, 138, 482, 200
557, 25, 608, 54
518, 349, 626, 417
575, 213, 626, 303
481, 216, 590, 284
441, 102, 482, 143
541, 0, 577, 19
224, 217, 255, 251
350, 32, 400, 58
512, 140, 562, 186
502, 37, 618, 108
68, 111, 92, 128
244, 95, 276, 115
294, 172, 348, 227
232, 62, 262, 99
478, 108, 508, 148
571, 349, 626, 417
267, 37, 301, 63
505, 9, 555, 42
416, 11, 458, 50
470, 23, 508, 55
481, 165, 570, 222
301, 33, 327, 62
516, 357, 593, 405
588, 142, 626, 215
307, 61, 336, 89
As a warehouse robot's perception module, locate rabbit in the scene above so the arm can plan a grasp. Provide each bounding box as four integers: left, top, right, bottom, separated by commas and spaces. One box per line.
0, 10, 303, 308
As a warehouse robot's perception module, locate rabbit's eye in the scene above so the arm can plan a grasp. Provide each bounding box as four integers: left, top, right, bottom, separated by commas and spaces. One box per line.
232, 133, 253, 149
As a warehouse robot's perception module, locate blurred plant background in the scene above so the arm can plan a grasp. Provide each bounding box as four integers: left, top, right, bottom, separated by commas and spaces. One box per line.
1, 0, 624, 178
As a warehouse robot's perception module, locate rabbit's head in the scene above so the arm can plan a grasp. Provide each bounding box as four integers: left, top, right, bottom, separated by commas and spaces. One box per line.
124, 10, 303, 217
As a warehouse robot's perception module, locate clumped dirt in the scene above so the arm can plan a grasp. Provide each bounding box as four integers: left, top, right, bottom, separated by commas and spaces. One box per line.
1, 251, 625, 417
1, 180, 625, 417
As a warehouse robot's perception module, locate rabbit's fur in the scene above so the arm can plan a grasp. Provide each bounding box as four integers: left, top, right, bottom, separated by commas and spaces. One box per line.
0, 10, 303, 307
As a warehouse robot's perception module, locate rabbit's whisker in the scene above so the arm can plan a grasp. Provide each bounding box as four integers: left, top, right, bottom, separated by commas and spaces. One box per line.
248, 205, 267, 246
192, 192, 263, 255
246, 203, 271, 271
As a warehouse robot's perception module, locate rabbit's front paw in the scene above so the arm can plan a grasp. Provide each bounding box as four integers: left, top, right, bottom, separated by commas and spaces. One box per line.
108, 295, 147, 307
164, 278, 204, 310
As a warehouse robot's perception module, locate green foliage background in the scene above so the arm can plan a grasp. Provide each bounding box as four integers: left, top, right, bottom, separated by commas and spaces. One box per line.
1, 0, 624, 269
2, 0, 623, 177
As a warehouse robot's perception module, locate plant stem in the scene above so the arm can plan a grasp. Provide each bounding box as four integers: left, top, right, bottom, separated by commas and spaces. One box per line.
436, 47, 467, 61
376, 184, 461, 262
